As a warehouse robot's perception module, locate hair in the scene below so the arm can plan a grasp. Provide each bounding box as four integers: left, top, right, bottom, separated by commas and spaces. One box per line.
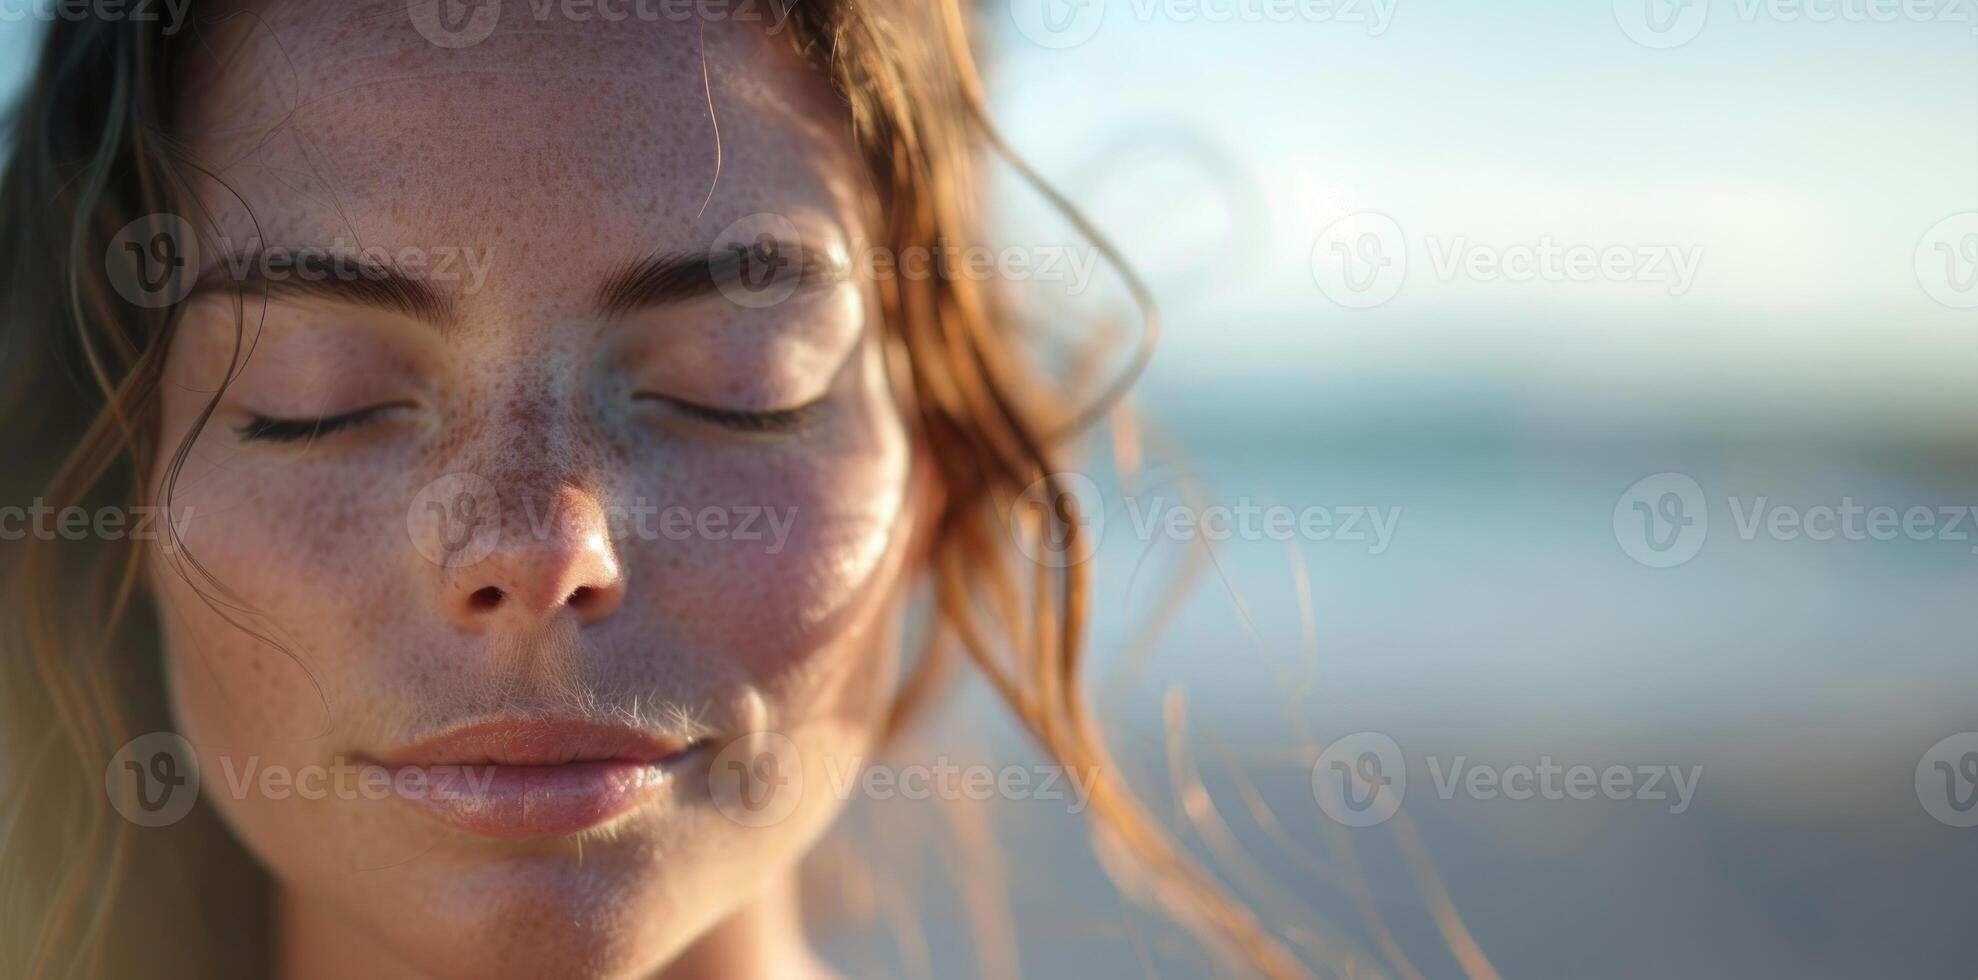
0, 2, 1307, 977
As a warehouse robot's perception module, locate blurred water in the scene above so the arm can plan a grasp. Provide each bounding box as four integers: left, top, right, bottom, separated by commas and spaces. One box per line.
825, 430, 1978, 978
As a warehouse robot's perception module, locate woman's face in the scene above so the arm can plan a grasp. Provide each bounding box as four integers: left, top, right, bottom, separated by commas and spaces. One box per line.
147, 5, 923, 977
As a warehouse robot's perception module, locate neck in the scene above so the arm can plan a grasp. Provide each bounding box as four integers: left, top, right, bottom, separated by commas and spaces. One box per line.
278, 871, 830, 980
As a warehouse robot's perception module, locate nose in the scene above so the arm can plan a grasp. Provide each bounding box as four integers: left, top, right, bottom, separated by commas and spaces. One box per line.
441, 485, 625, 632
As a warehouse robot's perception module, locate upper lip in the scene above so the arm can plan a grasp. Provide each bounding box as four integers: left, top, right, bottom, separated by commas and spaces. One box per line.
376, 718, 694, 768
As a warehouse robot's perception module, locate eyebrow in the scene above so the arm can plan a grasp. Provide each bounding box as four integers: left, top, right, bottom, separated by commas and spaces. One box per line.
189, 239, 847, 328
595, 239, 848, 318
192, 249, 460, 329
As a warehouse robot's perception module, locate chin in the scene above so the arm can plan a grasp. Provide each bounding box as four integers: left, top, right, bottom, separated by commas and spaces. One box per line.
230, 733, 847, 979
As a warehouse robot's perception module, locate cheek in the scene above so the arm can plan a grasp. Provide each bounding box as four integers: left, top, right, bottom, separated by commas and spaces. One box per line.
158, 458, 411, 611
613, 387, 917, 688
145, 415, 420, 746
148, 520, 395, 885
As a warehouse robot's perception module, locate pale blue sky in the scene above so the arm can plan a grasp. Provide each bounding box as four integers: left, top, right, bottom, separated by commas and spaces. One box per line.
981, 0, 1978, 437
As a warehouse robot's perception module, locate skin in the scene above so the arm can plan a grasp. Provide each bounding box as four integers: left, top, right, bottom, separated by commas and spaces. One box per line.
146, 4, 931, 977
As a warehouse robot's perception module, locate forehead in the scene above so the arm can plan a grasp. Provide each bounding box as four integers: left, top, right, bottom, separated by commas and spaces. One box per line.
181, 1, 860, 272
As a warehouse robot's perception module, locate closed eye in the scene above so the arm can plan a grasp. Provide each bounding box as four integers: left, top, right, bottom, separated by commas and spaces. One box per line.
235, 404, 404, 443
636, 394, 818, 434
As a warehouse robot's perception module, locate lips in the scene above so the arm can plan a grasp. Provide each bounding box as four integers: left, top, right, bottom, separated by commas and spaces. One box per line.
373, 719, 702, 839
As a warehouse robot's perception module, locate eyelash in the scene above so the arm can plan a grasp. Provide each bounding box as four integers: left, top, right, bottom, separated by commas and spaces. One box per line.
642, 395, 818, 434
235, 405, 397, 443
237, 397, 816, 442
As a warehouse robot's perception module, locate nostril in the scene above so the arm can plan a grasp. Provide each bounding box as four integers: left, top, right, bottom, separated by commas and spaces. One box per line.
469, 586, 505, 611
565, 585, 596, 609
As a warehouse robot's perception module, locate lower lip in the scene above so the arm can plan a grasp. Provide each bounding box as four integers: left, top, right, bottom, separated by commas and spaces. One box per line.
385, 757, 683, 839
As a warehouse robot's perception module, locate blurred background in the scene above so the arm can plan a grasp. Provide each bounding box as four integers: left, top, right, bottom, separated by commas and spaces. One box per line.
895, 4, 1978, 977
6, 2, 1976, 977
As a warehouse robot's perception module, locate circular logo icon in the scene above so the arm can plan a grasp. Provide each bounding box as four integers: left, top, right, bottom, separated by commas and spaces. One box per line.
409, 0, 501, 48
1614, 471, 1708, 568
1009, 0, 1106, 49
1917, 732, 1978, 828
710, 213, 806, 310
708, 731, 804, 827
407, 472, 503, 568
1008, 472, 1106, 568
1311, 212, 1407, 309
1915, 212, 1978, 310
1613, 0, 1708, 49
1312, 731, 1405, 828
105, 732, 201, 828
105, 213, 201, 309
